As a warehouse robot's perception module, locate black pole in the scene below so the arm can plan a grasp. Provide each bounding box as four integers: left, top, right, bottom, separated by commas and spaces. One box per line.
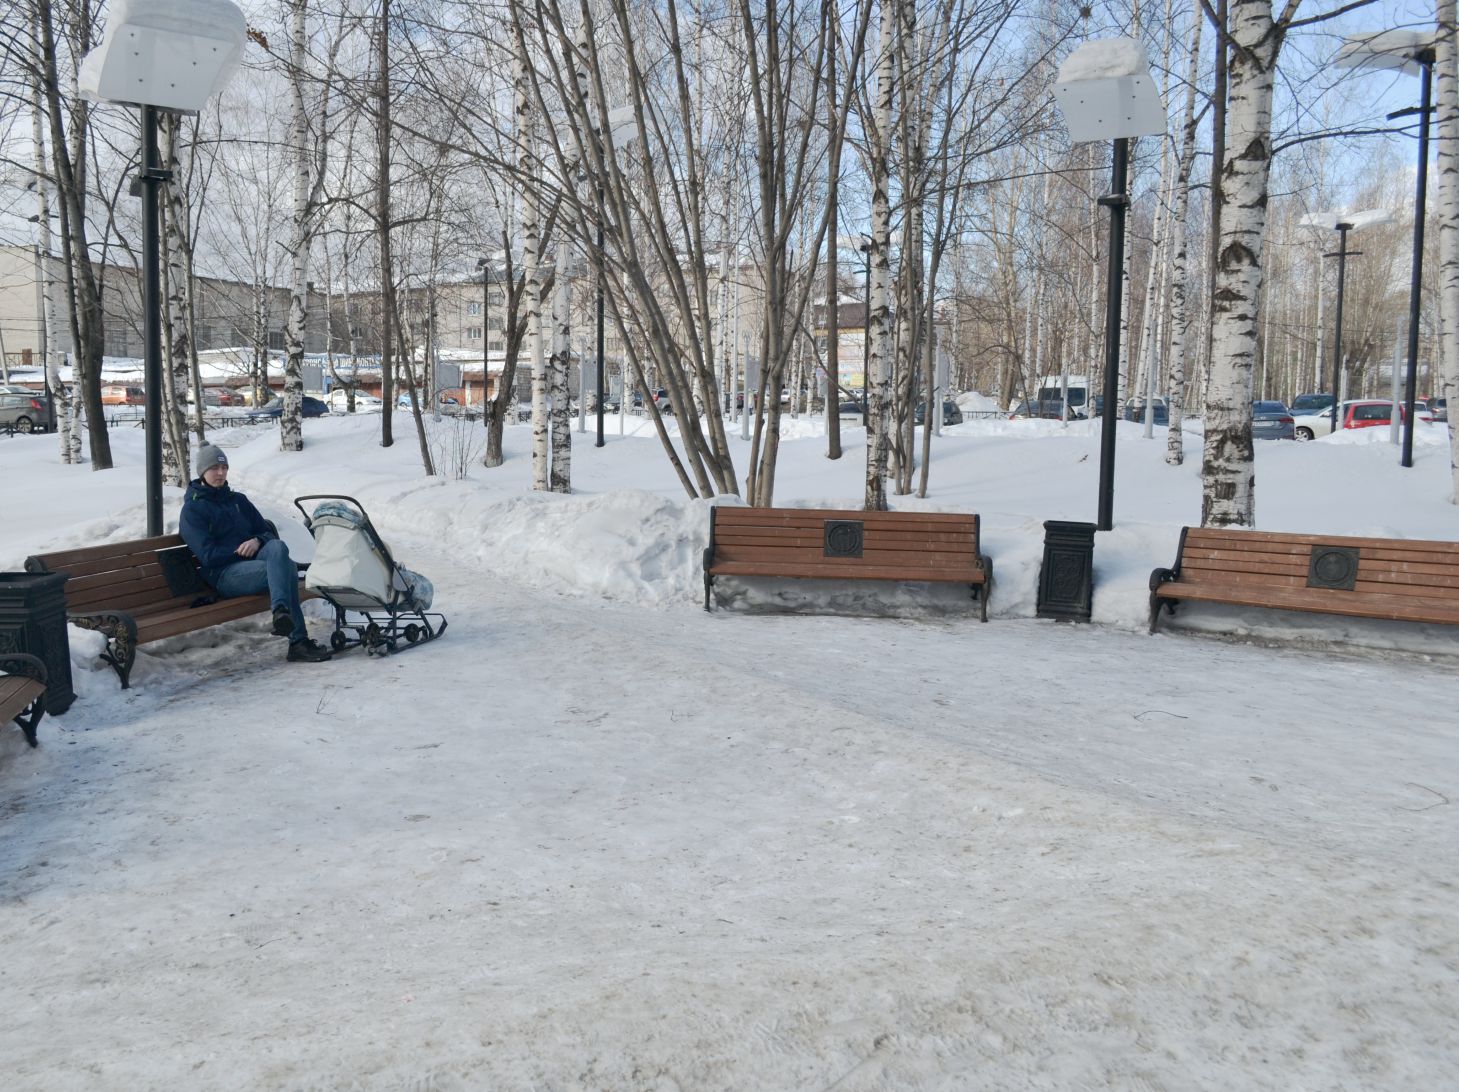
1401, 55, 1433, 469
1096, 137, 1130, 532
596, 187, 605, 447
141, 104, 165, 537
1330, 223, 1350, 435
862, 244, 870, 418
490, 259, 496, 423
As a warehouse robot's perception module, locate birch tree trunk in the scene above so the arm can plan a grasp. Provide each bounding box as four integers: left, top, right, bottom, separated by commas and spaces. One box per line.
1166, 6, 1203, 466
377, 0, 395, 448
864, 0, 895, 512
159, 113, 192, 485
27, 11, 76, 463
1436, 0, 1459, 501
282, 0, 312, 453
37, 0, 110, 467
1202, 0, 1283, 527
549, 239, 573, 492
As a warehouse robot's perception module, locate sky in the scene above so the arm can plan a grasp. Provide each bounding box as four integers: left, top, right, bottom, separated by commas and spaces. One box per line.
2, 403, 1458, 1087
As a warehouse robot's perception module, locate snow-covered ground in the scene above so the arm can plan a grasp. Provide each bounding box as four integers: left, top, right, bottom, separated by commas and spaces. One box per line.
3, 411, 1457, 1090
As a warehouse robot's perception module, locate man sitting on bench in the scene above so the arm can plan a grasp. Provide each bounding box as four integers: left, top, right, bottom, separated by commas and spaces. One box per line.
179, 443, 333, 663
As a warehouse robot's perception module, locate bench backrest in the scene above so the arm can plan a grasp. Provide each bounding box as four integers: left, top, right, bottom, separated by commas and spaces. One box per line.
710, 506, 980, 571
1176, 527, 1459, 604
26, 535, 204, 614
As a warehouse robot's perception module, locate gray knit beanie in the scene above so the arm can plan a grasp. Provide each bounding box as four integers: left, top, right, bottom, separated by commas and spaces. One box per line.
194, 443, 229, 478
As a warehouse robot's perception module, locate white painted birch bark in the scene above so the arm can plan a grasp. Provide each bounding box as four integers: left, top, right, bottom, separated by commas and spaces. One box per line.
158, 113, 192, 485
281, 0, 312, 453
27, 24, 75, 464
1164, 9, 1201, 467
1202, 0, 1282, 527
1436, 0, 1459, 501
864, 0, 895, 511
549, 239, 572, 493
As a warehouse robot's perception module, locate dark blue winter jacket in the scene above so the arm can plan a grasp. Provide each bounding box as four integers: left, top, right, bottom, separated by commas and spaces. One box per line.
179, 479, 276, 585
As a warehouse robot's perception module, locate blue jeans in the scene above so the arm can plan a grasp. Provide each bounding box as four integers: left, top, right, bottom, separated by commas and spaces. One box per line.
214, 539, 306, 643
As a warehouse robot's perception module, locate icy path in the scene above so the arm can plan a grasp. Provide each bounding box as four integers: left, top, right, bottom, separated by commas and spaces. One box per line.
3, 551, 1457, 1091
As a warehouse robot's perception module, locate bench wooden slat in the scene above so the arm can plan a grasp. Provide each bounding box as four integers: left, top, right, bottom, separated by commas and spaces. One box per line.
1150, 526, 1459, 634
705, 506, 991, 618
1160, 583, 1459, 625
26, 534, 185, 572
0, 675, 44, 714
712, 561, 986, 583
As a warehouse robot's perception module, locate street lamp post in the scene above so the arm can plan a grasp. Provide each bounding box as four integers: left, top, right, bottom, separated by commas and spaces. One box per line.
1299, 209, 1393, 434
475, 256, 492, 425
1053, 37, 1165, 531
79, 0, 247, 536
1336, 31, 1436, 468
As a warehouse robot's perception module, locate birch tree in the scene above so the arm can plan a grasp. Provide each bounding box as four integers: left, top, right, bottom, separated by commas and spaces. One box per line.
158, 112, 193, 484
1437, 0, 1459, 501
1166, 5, 1204, 466
1202, 0, 1286, 527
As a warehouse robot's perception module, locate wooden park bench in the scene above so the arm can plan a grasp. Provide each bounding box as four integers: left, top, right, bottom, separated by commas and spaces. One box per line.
1149, 526, 1459, 633
703, 506, 993, 619
1, 653, 47, 747
25, 534, 315, 689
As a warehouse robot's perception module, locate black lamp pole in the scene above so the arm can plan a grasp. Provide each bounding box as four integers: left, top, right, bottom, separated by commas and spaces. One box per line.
1096, 137, 1130, 532
1327, 223, 1355, 435
139, 104, 169, 536
475, 256, 494, 421
1395, 50, 1434, 468
596, 186, 606, 447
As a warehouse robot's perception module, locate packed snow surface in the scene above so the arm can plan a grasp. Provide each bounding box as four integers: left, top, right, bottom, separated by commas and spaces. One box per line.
3, 410, 1457, 1090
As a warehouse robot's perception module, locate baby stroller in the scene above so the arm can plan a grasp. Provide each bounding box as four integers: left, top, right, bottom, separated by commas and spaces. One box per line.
293, 494, 448, 656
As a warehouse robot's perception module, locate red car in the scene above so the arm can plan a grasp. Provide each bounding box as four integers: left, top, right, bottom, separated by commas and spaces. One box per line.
1341, 400, 1432, 430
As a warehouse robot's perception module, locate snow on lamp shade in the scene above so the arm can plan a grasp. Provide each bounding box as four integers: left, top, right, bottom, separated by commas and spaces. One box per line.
1053, 37, 1165, 142
1334, 30, 1435, 74
78, 0, 247, 112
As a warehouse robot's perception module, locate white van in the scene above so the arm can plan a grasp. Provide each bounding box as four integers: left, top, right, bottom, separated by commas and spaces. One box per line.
1036, 375, 1091, 417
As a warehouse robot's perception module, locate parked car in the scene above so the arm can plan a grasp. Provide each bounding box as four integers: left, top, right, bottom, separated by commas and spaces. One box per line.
913, 399, 963, 426
101, 384, 145, 406
1432, 397, 1448, 423
1122, 397, 1169, 426
1288, 392, 1335, 416
837, 400, 865, 424
1008, 398, 1070, 420
1292, 399, 1431, 441
1251, 400, 1296, 440
326, 388, 383, 412
257, 395, 329, 418
0, 390, 55, 433
187, 386, 239, 408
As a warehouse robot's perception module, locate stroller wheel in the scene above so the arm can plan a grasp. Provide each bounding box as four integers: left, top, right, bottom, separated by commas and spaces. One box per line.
404, 623, 421, 644
330, 630, 348, 652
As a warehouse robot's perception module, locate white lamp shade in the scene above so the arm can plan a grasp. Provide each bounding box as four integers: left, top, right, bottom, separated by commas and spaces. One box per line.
78, 0, 247, 112
1299, 208, 1395, 231
1334, 30, 1435, 75
1053, 37, 1165, 141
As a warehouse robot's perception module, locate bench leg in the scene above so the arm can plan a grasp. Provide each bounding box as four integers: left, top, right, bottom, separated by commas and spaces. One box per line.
14, 696, 43, 747
73, 612, 138, 689
703, 573, 714, 612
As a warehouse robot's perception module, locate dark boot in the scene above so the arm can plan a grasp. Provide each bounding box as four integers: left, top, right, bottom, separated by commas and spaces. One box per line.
287, 637, 333, 662
272, 606, 293, 637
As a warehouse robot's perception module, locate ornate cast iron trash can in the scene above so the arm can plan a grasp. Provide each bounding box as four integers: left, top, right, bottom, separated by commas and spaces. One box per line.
1036, 520, 1096, 623
0, 571, 75, 715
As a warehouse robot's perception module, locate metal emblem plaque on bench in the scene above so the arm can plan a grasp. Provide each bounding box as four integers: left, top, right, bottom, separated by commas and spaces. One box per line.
824, 520, 864, 558
1307, 545, 1359, 591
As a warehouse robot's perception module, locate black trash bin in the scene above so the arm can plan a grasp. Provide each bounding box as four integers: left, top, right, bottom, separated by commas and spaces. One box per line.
0, 571, 75, 714
1036, 520, 1096, 623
